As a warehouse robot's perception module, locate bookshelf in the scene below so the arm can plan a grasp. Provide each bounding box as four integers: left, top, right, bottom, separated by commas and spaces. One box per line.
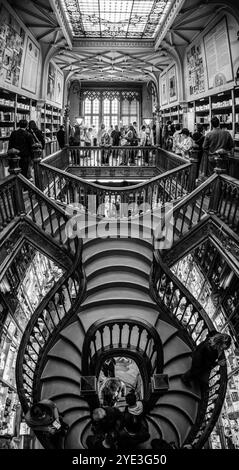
41, 103, 62, 156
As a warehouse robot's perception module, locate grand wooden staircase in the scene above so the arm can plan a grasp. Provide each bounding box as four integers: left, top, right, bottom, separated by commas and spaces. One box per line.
0, 153, 229, 450
39, 232, 201, 449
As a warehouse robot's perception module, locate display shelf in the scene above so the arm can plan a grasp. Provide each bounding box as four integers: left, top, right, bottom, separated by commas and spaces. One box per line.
161, 104, 183, 126
0, 88, 37, 157
0, 245, 64, 437
40, 102, 62, 156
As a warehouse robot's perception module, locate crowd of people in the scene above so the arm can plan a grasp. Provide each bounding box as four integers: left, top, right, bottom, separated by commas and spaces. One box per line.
162, 117, 234, 177
8, 119, 45, 180
22, 330, 231, 450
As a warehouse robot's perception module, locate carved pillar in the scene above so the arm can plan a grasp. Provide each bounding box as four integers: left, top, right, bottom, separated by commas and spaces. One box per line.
32, 143, 44, 191
7, 149, 21, 175
214, 150, 229, 175
36, 100, 45, 130
7, 149, 25, 214
64, 104, 70, 146
188, 144, 200, 191
179, 101, 188, 128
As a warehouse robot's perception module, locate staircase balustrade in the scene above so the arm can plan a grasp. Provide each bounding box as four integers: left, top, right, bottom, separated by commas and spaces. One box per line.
0, 176, 20, 230
151, 251, 227, 448
212, 175, 239, 234
16, 237, 84, 413
40, 162, 191, 218
82, 318, 164, 401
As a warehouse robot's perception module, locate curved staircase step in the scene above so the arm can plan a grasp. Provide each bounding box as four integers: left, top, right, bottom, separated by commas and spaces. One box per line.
82, 286, 154, 306
41, 358, 81, 383
78, 304, 159, 330
47, 339, 82, 370
163, 336, 191, 366
59, 321, 85, 354
41, 378, 81, 399
87, 274, 149, 291
154, 319, 178, 345
148, 413, 181, 448
83, 238, 153, 263
85, 254, 151, 277
164, 355, 192, 376
155, 390, 200, 423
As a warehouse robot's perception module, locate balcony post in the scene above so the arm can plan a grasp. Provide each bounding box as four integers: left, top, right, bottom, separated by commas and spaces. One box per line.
7, 148, 25, 215
64, 104, 70, 146
32, 143, 44, 191
188, 144, 200, 191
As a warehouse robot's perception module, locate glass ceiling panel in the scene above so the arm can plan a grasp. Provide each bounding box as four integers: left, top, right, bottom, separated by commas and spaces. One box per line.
60, 0, 172, 39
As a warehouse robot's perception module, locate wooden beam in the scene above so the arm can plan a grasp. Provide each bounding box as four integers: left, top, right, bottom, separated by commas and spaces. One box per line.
173, 31, 190, 44
13, 5, 57, 27
37, 27, 59, 42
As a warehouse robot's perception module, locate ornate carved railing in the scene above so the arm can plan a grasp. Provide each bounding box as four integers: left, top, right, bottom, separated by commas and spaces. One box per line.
155, 174, 218, 249
39, 161, 191, 218
15, 237, 84, 414
151, 251, 227, 448
212, 175, 239, 234
155, 148, 189, 173
67, 145, 158, 168
0, 176, 20, 231
0, 173, 76, 256
82, 318, 164, 400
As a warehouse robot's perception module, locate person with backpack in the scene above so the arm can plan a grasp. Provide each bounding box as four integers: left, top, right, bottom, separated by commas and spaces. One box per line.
25, 399, 69, 449
8, 119, 35, 179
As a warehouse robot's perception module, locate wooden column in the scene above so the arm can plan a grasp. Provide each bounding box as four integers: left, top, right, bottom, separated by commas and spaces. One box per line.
32, 143, 43, 191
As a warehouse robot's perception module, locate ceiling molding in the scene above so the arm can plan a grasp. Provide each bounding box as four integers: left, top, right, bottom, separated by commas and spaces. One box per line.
155, 0, 185, 50
49, 0, 72, 48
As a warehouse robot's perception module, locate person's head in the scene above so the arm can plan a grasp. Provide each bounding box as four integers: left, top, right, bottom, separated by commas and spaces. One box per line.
175, 123, 181, 131
133, 121, 137, 127
209, 333, 231, 351
59, 125, 64, 130
29, 120, 37, 130
181, 128, 190, 137
115, 125, 119, 131
126, 392, 137, 407
18, 119, 28, 129
196, 123, 203, 133
141, 125, 146, 131
101, 123, 105, 130
211, 116, 220, 129
92, 407, 106, 422
30, 403, 47, 420
88, 127, 92, 132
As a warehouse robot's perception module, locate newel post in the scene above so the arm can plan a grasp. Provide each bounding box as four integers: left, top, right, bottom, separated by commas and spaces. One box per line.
64, 104, 70, 146
188, 144, 200, 191
32, 143, 44, 191
7, 148, 25, 215
208, 151, 228, 213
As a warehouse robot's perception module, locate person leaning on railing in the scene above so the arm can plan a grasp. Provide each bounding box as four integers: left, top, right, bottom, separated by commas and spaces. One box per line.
202, 116, 234, 176
181, 332, 231, 392
25, 398, 69, 449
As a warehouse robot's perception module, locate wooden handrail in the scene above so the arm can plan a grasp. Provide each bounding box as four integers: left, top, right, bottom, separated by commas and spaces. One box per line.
151, 251, 228, 448
15, 236, 84, 413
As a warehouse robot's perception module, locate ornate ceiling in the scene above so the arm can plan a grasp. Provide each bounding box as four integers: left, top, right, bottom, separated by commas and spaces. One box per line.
59, 0, 172, 39
9, 0, 238, 84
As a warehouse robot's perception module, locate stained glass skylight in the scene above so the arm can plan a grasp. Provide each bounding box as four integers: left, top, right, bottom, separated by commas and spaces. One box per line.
60, 0, 172, 39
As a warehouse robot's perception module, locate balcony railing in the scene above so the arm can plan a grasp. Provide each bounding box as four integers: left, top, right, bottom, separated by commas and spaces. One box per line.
15, 237, 85, 413
82, 318, 164, 401
40, 161, 191, 218
151, 251, 228, 448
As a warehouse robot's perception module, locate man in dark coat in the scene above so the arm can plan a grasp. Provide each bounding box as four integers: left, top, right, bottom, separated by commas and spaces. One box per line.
8, 119, 34, 178
181, 332, 231, 389
57, 125, 65, 149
